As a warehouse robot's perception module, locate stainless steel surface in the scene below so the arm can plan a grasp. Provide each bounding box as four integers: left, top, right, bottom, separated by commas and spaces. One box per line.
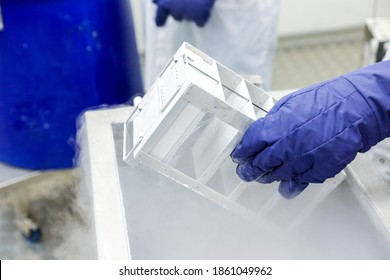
365, 17, 390, 42
364, 17, 390, 64
77, 106, 132, 259
346, 153, 390, 243
78, 106, 390, 259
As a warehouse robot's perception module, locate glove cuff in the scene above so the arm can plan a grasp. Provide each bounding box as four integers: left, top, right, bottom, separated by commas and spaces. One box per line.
343, 60, 390, 151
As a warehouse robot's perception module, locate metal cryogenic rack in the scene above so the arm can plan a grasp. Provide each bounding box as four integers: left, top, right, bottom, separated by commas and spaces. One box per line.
123, 43, 346, 232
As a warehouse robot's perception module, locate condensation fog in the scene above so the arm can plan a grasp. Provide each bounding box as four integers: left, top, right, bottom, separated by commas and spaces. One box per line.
70, 120, 390, 260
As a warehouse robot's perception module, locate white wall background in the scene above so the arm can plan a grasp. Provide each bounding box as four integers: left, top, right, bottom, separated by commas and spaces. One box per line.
278, 0, 390, 36
129, 0, 390, 51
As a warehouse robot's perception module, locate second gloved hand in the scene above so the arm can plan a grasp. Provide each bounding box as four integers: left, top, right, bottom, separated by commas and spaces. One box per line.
153, 0, 216, 27
231, 61, 390, 199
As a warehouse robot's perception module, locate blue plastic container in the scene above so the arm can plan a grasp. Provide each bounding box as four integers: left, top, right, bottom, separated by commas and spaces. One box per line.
0, 0, 143, 169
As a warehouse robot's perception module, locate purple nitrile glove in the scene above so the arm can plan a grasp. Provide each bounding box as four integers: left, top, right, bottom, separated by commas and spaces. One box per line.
231, 60, 390, 199
153, 0, 216, 27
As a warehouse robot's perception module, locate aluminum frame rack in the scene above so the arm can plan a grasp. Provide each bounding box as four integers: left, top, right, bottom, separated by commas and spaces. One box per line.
123, 42, 345, 231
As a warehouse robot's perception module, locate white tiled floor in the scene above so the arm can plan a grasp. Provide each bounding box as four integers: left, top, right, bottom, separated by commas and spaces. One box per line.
271, 28, 364, 90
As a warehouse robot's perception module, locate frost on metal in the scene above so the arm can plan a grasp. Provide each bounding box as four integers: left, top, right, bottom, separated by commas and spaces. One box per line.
123, 42, 345, 230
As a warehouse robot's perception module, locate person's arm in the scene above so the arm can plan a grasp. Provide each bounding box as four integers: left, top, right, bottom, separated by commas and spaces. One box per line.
153, 0, 216, 27
231, 60, 390, 198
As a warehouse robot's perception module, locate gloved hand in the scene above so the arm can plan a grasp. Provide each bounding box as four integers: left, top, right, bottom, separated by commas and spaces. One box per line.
231, 60, 390, 199
153, 0, 216, 27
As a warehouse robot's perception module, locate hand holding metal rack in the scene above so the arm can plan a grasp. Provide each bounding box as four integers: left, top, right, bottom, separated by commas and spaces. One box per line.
124, 42, 346, 232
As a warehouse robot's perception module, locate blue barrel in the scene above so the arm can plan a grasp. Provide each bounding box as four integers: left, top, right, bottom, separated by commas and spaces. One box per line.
0, 0, 143, 169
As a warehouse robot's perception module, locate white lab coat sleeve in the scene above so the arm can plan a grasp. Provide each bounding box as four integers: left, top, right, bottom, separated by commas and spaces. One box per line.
144, 0, 281, 91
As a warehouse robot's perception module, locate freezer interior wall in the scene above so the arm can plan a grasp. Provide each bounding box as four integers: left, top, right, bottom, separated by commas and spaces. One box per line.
114, 122, 390, 259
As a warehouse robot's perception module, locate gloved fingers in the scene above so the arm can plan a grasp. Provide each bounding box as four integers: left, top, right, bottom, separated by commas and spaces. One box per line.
155, 5, 170, 26
170, 13, 184, 22
194, 19, 207, 27
252, 149, 314, 184
276, 163, 333, 199
193, 11, 211, 27
230, 118, 269, 164
194, 0, 215, 27
255, 164, 309, 184
168, 1, 185, 22
278, 178, 309, 199
236, 161, 268, 182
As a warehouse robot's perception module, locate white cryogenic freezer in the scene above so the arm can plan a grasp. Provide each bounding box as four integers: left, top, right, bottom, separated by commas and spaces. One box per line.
76, 43, 390, 260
